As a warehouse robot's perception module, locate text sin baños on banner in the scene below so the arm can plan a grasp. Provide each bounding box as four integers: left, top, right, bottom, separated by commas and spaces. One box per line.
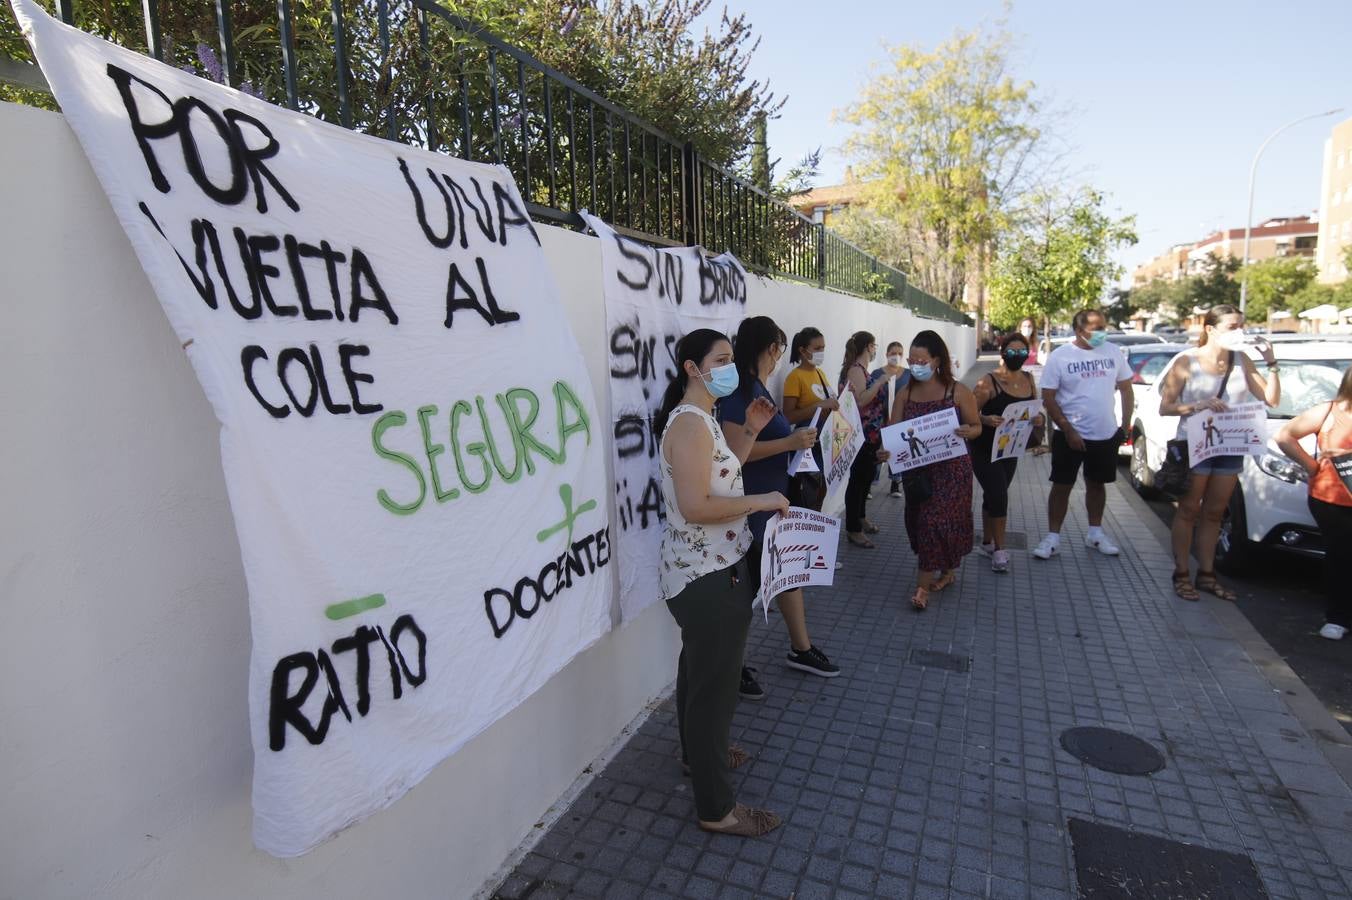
11, 0, 615, 857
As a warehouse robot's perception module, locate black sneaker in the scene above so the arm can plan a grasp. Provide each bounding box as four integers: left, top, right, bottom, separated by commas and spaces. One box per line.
739, 666, 765, 701
786, 646, 841, 678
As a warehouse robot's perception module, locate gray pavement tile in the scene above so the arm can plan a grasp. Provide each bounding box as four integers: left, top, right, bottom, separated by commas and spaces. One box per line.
492, 449, 1352, 899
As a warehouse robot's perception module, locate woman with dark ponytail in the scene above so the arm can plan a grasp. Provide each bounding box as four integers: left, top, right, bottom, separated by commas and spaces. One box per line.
838, 330, 893, 547
721, 317, 839, 686
656, 328, 787, 837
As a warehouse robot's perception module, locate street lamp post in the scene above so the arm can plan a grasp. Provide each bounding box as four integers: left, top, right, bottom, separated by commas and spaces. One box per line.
1239, 108, 1343, 314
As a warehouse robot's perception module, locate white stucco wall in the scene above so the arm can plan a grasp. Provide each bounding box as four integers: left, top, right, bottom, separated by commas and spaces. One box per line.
0, 101, 971, 900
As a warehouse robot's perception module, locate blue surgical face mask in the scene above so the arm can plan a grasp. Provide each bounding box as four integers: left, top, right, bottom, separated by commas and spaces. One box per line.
910, 362, 934, 382
1086, 330, 1108, 349
700, 362, 740, 399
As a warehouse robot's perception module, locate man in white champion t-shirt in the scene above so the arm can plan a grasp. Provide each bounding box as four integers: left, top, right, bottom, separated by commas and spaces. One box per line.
1033, 308, 1134, 559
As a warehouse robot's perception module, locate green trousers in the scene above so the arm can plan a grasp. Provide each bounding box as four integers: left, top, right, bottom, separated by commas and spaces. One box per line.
665, 558, 754, 822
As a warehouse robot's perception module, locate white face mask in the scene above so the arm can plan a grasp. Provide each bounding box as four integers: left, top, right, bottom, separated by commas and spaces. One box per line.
1214, 330, 1246, 350
810, 351, 825, 367
887, 354, 903, 367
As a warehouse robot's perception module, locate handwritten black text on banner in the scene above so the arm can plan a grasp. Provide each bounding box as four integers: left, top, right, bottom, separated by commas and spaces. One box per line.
580, 212, 747, 620
13, 0, 612, 857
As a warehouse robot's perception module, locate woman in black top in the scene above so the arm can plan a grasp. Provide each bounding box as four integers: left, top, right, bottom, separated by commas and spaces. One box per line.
971, 333, 1041, 573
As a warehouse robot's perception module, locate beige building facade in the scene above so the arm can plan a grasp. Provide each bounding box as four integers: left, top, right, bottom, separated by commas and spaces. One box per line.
1185, 217, 1318, 273
1132, 243, 1195, 285
1316, 116, 1352, 283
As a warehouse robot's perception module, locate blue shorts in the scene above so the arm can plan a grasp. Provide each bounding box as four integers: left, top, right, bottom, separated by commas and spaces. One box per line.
1192, 455, 1244, 475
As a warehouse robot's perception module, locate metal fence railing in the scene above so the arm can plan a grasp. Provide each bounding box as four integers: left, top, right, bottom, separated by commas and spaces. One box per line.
2, 0, 971, 325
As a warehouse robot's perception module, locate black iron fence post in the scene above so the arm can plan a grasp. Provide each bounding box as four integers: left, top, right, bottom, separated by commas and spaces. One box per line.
681, 142, 700, 248
816, 223, 826, 290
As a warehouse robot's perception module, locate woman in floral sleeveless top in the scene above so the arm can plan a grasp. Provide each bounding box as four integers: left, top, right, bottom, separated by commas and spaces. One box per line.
654, 329, 788, 838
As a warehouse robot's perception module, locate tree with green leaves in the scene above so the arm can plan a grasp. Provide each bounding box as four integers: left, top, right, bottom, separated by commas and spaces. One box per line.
986, 189, 1137, 333
1236, 257, 1317, 322
2, 0, 780, 169
834, 23, 1043, 311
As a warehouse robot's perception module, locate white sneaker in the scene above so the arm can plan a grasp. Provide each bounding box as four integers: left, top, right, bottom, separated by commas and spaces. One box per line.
1084, 533, 1120, 556
991, 549, 1011, 573
976, 541, 995, 557
1319, 623, 1347, 641
889, 488, 903, 499
1032, 536, 1060, 560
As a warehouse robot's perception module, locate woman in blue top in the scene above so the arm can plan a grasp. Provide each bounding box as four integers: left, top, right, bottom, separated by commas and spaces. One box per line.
720, 316, 840, 688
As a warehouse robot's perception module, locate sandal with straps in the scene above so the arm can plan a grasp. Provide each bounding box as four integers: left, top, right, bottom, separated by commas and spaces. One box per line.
911, 587, 929, 611
699, 803, 782, 837
1195, 572, 1237, 602
931, 571, 957, 592
846, 532, 875, 549
1173, 571, 1199, 602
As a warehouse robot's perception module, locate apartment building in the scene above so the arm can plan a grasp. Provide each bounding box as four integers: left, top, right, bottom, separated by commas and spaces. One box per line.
1185, 216, 1318, 273
1315, 115, 1352, 283
1132, 242, 1195, 285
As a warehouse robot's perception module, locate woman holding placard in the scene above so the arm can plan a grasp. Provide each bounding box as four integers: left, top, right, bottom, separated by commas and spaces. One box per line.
839, 330, 892, 548
654, 329, 788, 837
971, 333, 1042, 574
1275, 367, 1352, 640
1158, 305, 1279, 603
720, 316, 838, 686
782, 327, 837, 510
884, 331, 982, 610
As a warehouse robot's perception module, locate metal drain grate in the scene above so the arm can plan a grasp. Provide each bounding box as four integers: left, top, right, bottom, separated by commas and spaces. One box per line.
1069, 818, 1269, 899
909, 649, 970, 672
1060, 726, 1166, 776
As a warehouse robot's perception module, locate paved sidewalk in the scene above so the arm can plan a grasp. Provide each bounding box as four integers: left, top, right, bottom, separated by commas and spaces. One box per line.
492, 449, 1352, 898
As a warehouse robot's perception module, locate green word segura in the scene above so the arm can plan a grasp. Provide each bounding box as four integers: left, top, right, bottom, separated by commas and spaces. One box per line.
372, 380, 589, 515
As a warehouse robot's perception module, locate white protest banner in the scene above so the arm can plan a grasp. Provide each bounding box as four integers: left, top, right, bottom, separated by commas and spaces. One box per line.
12, 1, 614, 857
819, 391, 864, 518
1185, 401, 1267, 465
882, 408, 966, 474
579, 212, 746, 621
755, 508, 840, 620
788, 409, 823, 474
990, 399, 1044, 462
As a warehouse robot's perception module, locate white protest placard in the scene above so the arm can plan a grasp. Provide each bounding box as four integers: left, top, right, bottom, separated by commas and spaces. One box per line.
12, 0, 614, 857
990, 399, 1044, 462
1185, 401, 1267, 465
755, 508, 841, 620
819, 391, 865, 518
579, 212, 746, 621
882, 408, 966, 474
788, 409, 823, 474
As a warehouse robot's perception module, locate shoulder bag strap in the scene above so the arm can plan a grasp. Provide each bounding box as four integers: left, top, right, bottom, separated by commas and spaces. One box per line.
1216, 351, 1235, 399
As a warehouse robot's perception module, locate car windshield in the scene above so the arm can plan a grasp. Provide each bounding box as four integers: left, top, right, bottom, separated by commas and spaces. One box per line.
1268, 360, 1352, 419
1128, 350, 1180, 385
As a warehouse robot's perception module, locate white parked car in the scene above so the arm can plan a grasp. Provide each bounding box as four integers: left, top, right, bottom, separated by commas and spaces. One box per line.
1126, 340, 1352, 573
1115, 342, 1193, 456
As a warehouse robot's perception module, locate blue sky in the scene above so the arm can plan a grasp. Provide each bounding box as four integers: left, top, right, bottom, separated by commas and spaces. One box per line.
701, 0, 1352, 279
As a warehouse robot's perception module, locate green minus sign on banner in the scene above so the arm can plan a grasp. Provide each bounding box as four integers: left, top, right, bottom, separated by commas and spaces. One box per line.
325, 593, 388, 621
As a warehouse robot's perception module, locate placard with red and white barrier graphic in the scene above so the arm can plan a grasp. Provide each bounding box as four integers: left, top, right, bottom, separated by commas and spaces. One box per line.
755, 508, 840, 620
1185, 401, 1266, 465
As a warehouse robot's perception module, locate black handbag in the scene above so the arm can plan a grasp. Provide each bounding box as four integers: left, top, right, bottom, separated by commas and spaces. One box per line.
1158, 352, 1233, 495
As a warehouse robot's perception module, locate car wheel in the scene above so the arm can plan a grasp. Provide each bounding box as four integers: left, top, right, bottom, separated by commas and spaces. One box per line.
1128, 428, 1160, 499
1215, 485, 1257, 576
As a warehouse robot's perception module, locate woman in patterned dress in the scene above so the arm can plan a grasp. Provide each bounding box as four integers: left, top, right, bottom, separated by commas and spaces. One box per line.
883, 330, 982, 610
654, 328, 788, 837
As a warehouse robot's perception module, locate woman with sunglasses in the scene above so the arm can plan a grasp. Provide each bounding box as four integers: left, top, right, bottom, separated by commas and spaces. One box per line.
970, 333, 1041, 573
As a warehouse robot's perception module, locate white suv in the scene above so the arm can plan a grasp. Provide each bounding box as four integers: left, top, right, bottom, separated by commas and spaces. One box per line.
1126, 340, 1352, 573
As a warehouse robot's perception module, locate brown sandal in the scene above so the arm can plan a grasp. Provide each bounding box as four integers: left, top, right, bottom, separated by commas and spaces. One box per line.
682, 745, 751, 777
932, 571, 957, 592
1173, 571, 1199, 602
911, 587, 929, 611
862, 520, 881, 534
846, 532, 875, 548
1195, 572, 1237, 602
698, 803, 782, 837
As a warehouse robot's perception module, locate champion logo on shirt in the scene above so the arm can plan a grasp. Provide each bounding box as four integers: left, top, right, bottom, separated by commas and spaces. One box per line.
1066, 359, 1117, 377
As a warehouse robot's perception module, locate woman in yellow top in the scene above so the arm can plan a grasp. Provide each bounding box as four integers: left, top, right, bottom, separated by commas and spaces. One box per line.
781, 327, 838, 510
782, 327, 839, 425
